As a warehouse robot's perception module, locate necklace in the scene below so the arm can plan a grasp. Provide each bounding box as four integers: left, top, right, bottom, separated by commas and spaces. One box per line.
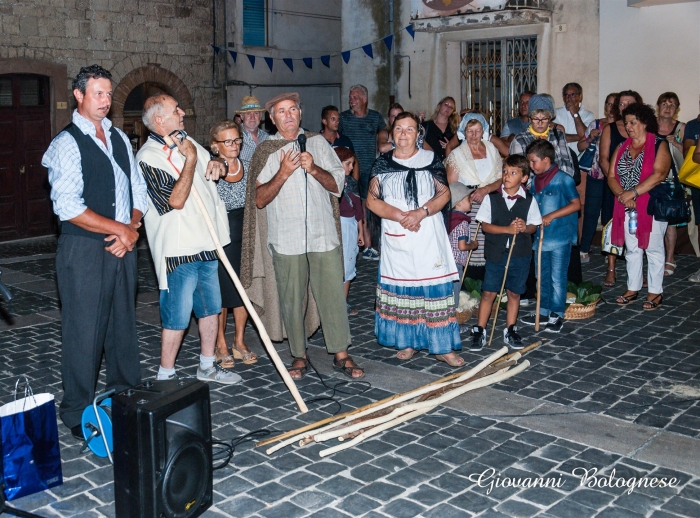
226, 158, 242, 178
630, 139, 645, 151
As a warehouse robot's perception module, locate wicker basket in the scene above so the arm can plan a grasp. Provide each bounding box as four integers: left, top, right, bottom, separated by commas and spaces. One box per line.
456, 309, 472, 324
564, 299, 599, 320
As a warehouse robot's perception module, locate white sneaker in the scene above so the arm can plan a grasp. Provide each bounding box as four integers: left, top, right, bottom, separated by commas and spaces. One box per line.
690, 268, 700, 283
197, 364, 242, 384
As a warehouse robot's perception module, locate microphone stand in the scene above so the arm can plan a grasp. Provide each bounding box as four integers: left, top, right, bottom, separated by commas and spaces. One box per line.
0, 483, 45, 517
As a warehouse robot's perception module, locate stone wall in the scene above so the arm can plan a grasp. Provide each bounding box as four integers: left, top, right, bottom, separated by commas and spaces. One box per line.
0, 0, 227, 142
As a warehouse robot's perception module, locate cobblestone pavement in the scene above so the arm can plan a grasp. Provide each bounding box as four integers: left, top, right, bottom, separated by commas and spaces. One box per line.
0, 236, 699, 518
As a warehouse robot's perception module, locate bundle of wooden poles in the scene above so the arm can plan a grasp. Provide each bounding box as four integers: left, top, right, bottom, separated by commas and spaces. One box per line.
257, 341, 542, 458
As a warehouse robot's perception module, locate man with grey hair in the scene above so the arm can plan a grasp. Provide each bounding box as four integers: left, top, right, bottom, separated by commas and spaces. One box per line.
42, 64, 148, 441
136, 93, 241, 385
339, 84, 385, 259
556, 82, 595, 152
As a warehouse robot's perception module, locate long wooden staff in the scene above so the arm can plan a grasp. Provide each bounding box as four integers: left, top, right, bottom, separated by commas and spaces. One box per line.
488, 232, 517, 347
535, 226, 545, 331
170, 141, 308, 413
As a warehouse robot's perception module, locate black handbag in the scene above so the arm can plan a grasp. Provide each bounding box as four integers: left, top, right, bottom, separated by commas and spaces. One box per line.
647, 140, 691, 224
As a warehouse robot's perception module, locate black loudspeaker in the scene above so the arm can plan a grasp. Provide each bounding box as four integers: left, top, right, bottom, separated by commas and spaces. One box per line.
112, 379, 213, 518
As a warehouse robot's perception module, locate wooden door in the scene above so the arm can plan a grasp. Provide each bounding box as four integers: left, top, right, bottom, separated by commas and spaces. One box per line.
0, 75, 55, 240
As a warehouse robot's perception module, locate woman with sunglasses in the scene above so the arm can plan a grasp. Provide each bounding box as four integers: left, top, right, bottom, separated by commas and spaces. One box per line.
209, 120, 258, 370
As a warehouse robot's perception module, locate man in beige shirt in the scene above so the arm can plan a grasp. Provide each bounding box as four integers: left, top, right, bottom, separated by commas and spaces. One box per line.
256, 92, 364, 379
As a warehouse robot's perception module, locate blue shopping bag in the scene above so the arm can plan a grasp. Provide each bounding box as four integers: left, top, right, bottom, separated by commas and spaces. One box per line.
0, 378, 62, 501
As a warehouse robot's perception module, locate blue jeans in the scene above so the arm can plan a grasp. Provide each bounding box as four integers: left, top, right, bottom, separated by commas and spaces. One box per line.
535, 244, 571, 317
160, 260, 222, 330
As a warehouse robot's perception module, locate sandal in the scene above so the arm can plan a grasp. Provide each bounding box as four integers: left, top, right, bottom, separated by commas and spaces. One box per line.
604, 269, 616, 287
616, 291, 639, 306
232, 345, 258, 364
287, 357, 309, 379
333, 355, 365, 379
396, 348, 415, 360
435, 353, 466, 367
215, 349, 235, 370
664, 262, 676, 277
643, 294, 663, 311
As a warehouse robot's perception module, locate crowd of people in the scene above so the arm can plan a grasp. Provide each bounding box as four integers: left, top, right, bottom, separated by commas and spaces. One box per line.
43, 65, 700, 440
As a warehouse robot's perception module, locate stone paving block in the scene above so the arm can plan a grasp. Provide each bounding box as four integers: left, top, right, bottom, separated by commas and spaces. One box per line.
279, 471, 323, 490
448, 489, 496, 513
613, 491, 664, 515
338, 493, 382, 515
408, 457, 450, 476
306, 508, 352, 518
568, 487, 616, 509
216, 495, 266, 517
385, 467, 430, 488
290, 490, 337, 511
258, 500, 307, 518
430, 473, 471, 493
370, 455, 408, 473
350, 464, 391, 483
239, 464, 284, 484
316, 475, 363, 498
406, 484, 451, 507
661, 495, 700, 517
50, 493, 101, 516
358, 481, 405, 501
306, 461, 347, 477
379, 498, 426, 518
420, 502, 471, 517
496, 499, 542, 517
394, 443, 436, 461
247, 481, 294, 503
545, 498, 598, 518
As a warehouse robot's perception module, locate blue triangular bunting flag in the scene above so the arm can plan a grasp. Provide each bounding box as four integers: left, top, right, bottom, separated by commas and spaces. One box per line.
341, 51, 351, 64
228, 50, 237, 63
264, 57, 273, 71
303, 57, 313, 69
405, 25, 415, 39
383, 35, 393, 51
211, 45, 220, 54
283, 58, 294, 72
321, 55, 330, 68
247, 54, 256, 68
362, 44, 373, 59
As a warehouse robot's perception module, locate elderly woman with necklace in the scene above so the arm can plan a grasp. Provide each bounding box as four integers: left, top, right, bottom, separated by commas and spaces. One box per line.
609, 104, 671, 311
367, 112, 463, 367
444, 114, 503, 281
210, 120, 258, 369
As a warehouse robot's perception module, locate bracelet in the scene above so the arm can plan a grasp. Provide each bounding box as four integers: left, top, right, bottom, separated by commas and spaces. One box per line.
632, 187, 639, 200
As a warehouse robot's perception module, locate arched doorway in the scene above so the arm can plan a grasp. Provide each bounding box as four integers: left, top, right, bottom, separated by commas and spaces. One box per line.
111, 64, 195, 152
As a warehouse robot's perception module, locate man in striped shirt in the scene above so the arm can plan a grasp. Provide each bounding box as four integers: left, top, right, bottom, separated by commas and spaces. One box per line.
339, 85, 385, 259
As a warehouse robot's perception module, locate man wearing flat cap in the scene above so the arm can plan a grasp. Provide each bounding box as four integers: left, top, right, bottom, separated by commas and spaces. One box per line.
237, 95, 269, 170
240, 92, 365, 379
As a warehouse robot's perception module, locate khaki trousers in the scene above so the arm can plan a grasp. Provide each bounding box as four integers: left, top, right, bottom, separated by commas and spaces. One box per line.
270, 246, 351, 358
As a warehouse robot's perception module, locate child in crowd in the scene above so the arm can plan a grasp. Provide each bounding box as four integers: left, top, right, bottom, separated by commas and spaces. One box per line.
335, 147, 365, 315
520, 139, 581, 333
472, 155, 542, 351
448, 182, 479, 332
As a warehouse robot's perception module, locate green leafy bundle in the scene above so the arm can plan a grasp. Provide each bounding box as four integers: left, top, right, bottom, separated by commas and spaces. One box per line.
566, 281, 602, 306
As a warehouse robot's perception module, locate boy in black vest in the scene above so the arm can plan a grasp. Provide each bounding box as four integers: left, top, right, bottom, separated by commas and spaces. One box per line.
471, 155, 542, 351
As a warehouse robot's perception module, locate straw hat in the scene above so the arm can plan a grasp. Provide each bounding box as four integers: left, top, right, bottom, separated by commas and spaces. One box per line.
237, 96, 266, 114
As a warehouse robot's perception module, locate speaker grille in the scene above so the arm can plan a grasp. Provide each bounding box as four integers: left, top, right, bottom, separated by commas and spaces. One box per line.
161, 433, 209, 518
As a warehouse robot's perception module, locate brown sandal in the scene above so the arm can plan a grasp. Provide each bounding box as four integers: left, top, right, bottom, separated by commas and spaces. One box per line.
616, 291, 638, 306
435, 353, 466, 367
643, 294, 663, 311
232, 345, 258, 364
215, 349, 235, 370
604, 269, 616, 287
287, 357, 309, 379
333, 355, 365, 379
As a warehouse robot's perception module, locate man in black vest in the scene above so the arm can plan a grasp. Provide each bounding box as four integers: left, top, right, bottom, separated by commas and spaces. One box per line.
42, 65, 149, 441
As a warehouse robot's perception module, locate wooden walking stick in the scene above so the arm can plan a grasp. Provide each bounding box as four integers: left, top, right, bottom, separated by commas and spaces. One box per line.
535, 225, 544, 331
459, 221, 481, 288
167, 138, 308, 413
488, 232, 517, 347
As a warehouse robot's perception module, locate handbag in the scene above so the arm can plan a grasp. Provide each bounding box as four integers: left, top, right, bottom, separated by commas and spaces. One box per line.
679, 145, 700, 189
601, 220, 624, 256
578, 120, 599, 173
647, 142, 691, 225
0, 377, 62, 501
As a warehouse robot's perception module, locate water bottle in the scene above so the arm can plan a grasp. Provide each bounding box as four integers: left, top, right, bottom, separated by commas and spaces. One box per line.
628, 210, 638, 235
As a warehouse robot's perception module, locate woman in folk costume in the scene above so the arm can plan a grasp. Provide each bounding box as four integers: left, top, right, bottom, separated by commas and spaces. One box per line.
367, 111, 464, 367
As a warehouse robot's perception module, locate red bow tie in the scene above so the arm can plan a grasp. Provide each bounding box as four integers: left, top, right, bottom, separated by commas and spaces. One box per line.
507, 195, 522, 200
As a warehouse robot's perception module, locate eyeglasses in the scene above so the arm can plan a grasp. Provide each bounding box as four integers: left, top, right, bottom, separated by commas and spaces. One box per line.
215, 138, 243, 147
530, 117, 550, 123
563, 92, 579, 98
660, 102, 678, 109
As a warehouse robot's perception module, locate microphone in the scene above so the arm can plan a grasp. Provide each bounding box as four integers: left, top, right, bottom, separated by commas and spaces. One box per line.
297, 134, 307, 153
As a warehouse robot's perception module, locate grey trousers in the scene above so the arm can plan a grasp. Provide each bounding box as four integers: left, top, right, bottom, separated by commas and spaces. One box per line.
270, 246, 351, 358
55, 234, 141, 428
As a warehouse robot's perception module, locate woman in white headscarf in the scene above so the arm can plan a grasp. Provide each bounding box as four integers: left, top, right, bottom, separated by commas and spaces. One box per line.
444, 113, 504, 280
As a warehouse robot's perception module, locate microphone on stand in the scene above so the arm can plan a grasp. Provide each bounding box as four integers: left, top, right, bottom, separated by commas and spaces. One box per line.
297, 134, 307, 173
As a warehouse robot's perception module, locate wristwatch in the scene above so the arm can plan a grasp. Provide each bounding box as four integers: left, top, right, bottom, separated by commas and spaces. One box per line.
573, 113, 579, 118
422, 206, 430, 216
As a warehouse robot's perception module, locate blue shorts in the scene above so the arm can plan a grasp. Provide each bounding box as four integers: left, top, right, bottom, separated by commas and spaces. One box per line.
482, 255, 531, 295
160, 260, 222, 330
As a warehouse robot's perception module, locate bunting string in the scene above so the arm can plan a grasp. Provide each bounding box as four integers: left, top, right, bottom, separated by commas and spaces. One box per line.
212, 24, 415, 71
